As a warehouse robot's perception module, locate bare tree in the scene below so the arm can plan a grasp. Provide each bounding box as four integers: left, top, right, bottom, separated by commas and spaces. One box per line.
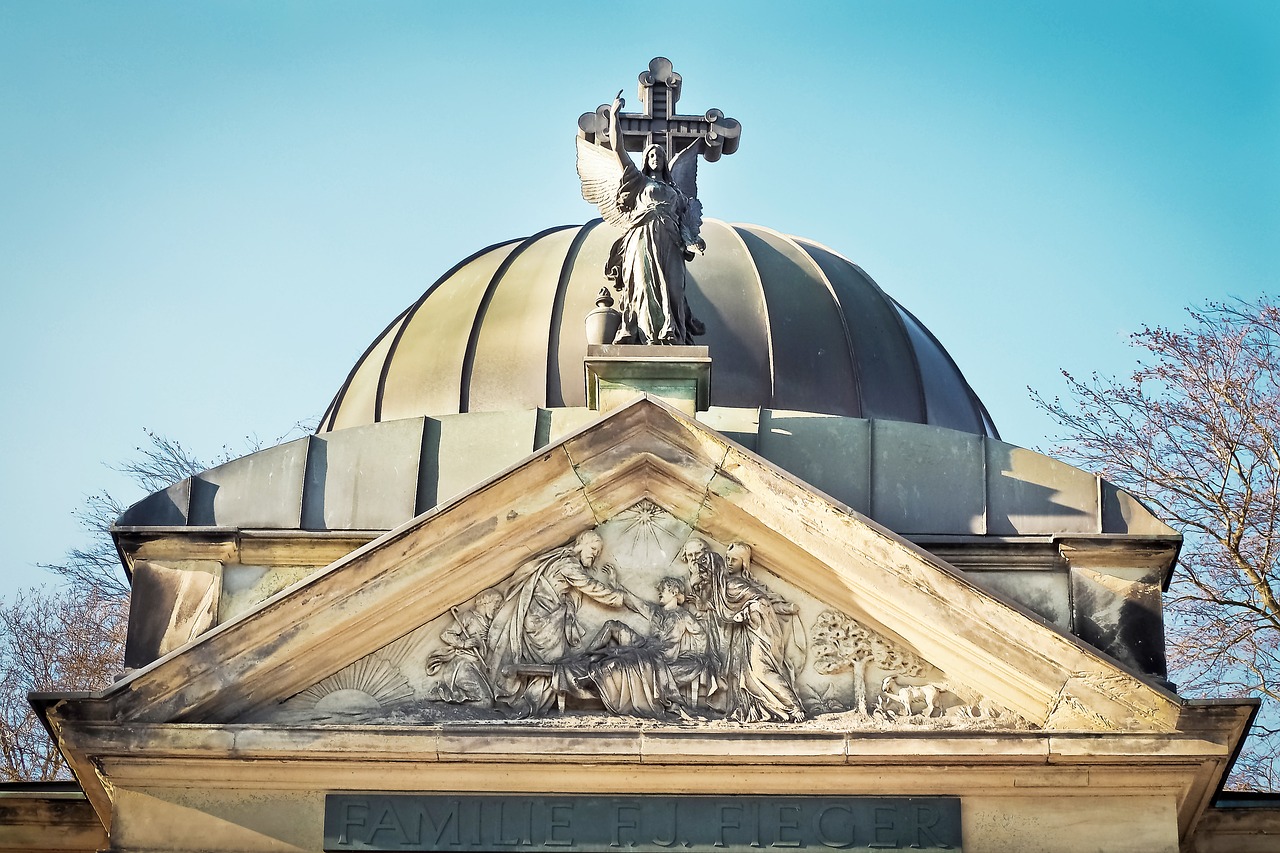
4, 430, 234, 781
0, 587, 127, 780
39, 430, 217, 598
1033, 296, 1280, 789
3, 423, 316, 781
39, 423, 315, 597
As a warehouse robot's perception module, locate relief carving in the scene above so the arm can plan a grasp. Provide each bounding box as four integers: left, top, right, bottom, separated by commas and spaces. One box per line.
547, 576, 710, 718
811, 610, 924, 715
879, 676, 948, 718
294, 645, 414, 720
423, 589, 502, 704
418, 523, 807, 722
810, 609, 1020, 725
483, 530, 638, 716
684, 539, 805, 722
273, 502, 1031, 730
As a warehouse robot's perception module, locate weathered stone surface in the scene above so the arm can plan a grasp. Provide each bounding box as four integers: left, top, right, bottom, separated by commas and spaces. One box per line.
218, 564, 317, 624
425, 409, 542, 508
190, 439, 309, 529
124, 559, 222, 668
758, 410, 870, 513
112, 787, 320, 853
697, 405, 760, 451
1103, 480, 1177, 536
1193, 804, 1280, 852
437, 727, 644, 763
963, 794, 1180, 853
541, 406, 602, 446
1061, 539, 1175, 679
639, 730, 846, 763
0, 790, 105, 853
968, 568, 1071, 629
585, 346, 711, 415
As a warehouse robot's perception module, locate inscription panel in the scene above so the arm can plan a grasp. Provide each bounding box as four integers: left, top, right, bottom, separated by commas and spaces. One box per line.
325, 794, 961, 851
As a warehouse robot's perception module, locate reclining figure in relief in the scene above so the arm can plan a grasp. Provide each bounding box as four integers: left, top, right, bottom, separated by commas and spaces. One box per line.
556, 576, 720, 718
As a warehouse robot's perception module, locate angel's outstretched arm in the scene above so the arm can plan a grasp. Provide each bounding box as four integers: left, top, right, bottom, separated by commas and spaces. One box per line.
607, 93, 636, 172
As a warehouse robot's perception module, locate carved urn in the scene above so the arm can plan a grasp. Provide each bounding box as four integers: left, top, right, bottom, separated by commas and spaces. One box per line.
584, 286, 622, 346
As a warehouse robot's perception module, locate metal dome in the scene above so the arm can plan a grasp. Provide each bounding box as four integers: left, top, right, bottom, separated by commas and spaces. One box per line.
318, 219, 997, 437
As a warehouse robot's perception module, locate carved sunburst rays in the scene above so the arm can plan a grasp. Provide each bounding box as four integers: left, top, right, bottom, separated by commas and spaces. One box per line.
607, 499, 688, 568
295, 640, 415, 714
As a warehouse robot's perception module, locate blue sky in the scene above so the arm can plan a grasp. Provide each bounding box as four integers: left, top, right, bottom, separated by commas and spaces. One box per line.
1, 1, 1277, 597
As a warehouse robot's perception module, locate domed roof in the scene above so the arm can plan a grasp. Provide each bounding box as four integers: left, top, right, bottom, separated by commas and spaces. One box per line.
318, 219, 997, 437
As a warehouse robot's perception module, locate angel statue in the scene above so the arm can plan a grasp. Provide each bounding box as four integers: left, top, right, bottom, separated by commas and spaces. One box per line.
577, 93, 707, 346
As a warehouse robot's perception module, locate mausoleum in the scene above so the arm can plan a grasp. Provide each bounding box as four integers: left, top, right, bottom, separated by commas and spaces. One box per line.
8, 58, 1275, 853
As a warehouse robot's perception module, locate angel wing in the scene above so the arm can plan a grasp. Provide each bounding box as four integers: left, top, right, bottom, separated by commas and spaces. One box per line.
669, 140, 704, 241
575, 136, 631, 229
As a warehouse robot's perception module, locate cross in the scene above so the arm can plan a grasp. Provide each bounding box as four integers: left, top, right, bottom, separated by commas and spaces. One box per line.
577, 57, 741, 162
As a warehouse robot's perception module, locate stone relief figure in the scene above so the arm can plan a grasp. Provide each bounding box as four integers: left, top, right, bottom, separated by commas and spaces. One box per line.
576, 94, 707, 345
402, 521, 1029, 728
683, 539, 806, 722
486, 530, 639, 716
424, 589, 503, 704
549, 577, 710, 719
289, 509, 1032, 729
563, 576, 720, 717
648, 577, 719, 706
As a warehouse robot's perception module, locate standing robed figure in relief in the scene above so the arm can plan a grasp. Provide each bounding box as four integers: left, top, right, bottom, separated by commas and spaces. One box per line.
684, 539, 806, 722
576, 94, 707, 345
485, 530, 639, 716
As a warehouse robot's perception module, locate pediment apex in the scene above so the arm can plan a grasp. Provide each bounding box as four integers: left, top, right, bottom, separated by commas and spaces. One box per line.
66, 395, 1180, 733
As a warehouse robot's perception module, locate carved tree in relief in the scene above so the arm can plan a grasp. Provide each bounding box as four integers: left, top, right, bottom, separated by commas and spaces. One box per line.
811, 610, 925, 715
873, 633, 926, 681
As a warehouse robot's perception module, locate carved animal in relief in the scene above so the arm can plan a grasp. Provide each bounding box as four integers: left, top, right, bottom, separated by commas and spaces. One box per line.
879, 675, 948, 718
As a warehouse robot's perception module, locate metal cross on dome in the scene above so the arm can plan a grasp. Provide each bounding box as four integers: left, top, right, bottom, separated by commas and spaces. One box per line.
577, 57, 741, 161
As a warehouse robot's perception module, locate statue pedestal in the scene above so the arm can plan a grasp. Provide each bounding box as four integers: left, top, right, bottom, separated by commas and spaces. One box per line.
584, 345, 711, 416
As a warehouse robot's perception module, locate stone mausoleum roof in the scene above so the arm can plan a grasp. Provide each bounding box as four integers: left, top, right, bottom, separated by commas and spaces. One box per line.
317, 219, 998, 438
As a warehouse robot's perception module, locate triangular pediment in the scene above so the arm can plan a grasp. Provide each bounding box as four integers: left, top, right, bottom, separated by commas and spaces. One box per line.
80, 396, 1181, 733
255, 508, 1015, 728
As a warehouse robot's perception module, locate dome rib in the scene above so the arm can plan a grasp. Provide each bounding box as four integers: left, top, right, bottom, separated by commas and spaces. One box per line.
737, 224, 863, 418
793, 238, 929, 425
765, 227, 865, 417
317, 220, 997, 438
546, 221, 600, 408
373, 237, 523, 423
722, 223, 776, 407
894, 300, 1000, 440
319, 303, 411, 432
460, 225, 577, 413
